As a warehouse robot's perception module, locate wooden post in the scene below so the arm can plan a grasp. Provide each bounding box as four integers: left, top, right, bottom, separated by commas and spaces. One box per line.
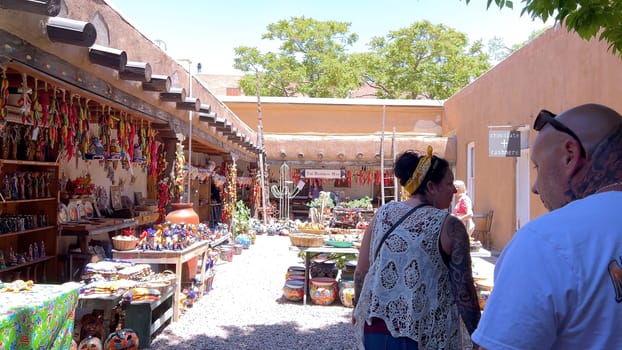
88, 44, 127, 70
46, 17, 96, 47
118, 61, 152, 82
160, 87, 186, 102
0, 0, 61, 17
142, 74, 171, 92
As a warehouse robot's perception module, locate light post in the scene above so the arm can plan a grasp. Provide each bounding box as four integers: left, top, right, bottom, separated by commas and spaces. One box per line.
177, 58, 193, 203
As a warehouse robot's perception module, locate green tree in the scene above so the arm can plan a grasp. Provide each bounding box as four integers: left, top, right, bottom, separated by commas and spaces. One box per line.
362, 20, 491, 99
464, 0, 622, 56
233, 17, 364, 98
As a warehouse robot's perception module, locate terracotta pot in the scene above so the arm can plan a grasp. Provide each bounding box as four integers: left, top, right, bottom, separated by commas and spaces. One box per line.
166, 202, 200, 225
166, 202, 200, 281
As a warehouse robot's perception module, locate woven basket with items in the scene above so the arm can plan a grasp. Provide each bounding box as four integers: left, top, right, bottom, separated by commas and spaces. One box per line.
289, 234, 324, 248
112, 235, 139, 251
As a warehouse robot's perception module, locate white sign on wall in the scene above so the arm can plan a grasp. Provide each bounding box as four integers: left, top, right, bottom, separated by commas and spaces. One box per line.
302, 169, 344, 179
489, 130, 521, 157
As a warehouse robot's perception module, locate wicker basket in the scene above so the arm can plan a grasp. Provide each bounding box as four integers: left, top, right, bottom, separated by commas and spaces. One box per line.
289, 234, 324, 248
298, 229, 326, 235
112, 236, 139, 251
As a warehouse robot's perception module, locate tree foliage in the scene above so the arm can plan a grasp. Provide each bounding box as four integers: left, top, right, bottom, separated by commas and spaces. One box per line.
465, 0, 622, 56
234, 18, 491, 99
233, 16, 363, 98
361, 20, 490, 99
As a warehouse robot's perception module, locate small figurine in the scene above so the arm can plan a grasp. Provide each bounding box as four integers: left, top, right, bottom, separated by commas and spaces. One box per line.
15, 252, 25, 265
33, 242, 39, 259
26, 244, 33, 261
108, 139, 122, 160
2, 174, 12, 200
0, 249, 6, 269
133, 143, 145, 163
18, 173, 25, 200
39, 241, 45, 257
86, 137, 105, 160
7, 247, 16, 266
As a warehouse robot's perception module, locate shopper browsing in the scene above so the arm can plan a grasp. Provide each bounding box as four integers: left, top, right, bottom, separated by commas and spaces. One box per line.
473, 104, 622, 349
353, 146, 480, 350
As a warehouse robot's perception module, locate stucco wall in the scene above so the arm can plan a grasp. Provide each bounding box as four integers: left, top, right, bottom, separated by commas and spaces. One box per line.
445, 25, 622, 249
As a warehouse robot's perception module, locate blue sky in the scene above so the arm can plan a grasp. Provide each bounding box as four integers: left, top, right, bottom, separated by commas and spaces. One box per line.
108, 0, 551, 75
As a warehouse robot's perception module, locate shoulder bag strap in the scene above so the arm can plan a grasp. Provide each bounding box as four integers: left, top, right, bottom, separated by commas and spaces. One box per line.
373, 203, 428, 259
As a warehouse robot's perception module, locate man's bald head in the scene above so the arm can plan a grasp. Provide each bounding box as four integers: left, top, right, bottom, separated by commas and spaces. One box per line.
557, 104, 622, 156
532, 103, 622, 210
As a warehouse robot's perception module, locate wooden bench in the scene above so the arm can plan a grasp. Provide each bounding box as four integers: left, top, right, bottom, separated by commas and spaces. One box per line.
473, 210, 494, 249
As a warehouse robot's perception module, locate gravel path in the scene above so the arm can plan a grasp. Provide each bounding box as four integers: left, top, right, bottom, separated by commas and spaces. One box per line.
149, 234, 358, 350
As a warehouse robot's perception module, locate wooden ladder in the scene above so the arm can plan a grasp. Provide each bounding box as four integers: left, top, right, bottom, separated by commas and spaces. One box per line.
380, 106, 398, 206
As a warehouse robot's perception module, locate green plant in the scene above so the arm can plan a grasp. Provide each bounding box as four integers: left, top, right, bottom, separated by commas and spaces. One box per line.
307, 196, 335, 208
341, 196, 372, 209
233, 200, 252, 236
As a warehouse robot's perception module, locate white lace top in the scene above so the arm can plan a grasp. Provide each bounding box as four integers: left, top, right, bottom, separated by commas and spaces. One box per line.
353, 202, 462, 349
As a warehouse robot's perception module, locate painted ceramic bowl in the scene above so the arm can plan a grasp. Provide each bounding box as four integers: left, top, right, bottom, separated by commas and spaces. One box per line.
310, 277, 337, 305
283, 280, 305, 301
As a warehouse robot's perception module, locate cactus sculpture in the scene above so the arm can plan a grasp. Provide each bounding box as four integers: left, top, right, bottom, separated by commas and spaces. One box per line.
270, 162, 302, 220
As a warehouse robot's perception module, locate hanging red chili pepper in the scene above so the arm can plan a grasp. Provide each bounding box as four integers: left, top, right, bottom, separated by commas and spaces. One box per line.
149, 127, 158, 176
0, 70, 8, 122
367, 170, 372, 185
346, 170, 352, 187
293, 168, 300, 183
374, 171, 381, 186
128, 121, 136, 161
39, 90, 50, 127
384, 170, 391, 186
358, 169, 363, 185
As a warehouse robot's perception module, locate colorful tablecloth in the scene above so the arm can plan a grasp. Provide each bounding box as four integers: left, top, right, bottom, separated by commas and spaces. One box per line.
0, 282, 80, 350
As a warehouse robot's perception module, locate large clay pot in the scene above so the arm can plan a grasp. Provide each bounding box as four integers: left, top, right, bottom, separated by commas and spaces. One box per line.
166, 202, 199, 281
166, 202, 200, 225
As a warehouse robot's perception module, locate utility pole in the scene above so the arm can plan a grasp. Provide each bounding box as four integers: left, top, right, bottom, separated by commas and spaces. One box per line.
255, 71, 268, 225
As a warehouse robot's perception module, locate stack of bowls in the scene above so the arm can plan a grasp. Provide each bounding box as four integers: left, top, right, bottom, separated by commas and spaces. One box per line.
310, 277, 338, 305
283, 265, 306, 301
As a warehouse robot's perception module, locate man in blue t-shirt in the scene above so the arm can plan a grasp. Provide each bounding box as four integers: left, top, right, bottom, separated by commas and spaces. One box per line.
473, 104, 622, 349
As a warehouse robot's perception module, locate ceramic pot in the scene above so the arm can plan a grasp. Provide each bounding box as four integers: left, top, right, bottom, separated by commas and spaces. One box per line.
283, 280, 305, 301
166, 202, 200, 225
310, 259, 338, 279
339, 279, 355, 308
310, 277, 337, 305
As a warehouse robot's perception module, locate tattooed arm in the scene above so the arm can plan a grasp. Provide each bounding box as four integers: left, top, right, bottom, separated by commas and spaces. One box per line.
352, 215, 375, 315
440, 215, 481, 335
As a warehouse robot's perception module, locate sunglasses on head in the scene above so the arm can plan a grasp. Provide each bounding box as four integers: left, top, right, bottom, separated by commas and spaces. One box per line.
533, 109, 587, 158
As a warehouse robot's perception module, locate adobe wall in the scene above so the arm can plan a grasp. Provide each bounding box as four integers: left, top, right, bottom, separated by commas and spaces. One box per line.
445, 25, 622, 249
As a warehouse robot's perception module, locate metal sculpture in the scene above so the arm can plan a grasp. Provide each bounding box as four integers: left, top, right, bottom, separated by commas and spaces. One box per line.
270, 162, 303, 220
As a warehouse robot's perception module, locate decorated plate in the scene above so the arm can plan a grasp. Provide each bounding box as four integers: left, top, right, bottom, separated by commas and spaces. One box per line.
58, 203, 69, 224
77, 202, 87, 219
83, 201, 94, 218
68, 203, 79, 221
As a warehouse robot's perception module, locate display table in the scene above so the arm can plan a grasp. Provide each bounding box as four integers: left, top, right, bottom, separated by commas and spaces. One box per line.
78, 292, 124, 342
298, 246, 360, 305
60, 218, 138, 253
295, 245, 492, 305
0, 282, 81, 349
112, 241, 209, 321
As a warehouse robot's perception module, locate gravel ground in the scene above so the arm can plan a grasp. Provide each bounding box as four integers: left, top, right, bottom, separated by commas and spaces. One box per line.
149, 234, 357, 350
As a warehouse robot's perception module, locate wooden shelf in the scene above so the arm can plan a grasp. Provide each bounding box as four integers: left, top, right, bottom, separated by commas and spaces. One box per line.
0, 197, 57, 204
0, 159, 59, 167
0, 225, 56, 239
0, 255, 55, 274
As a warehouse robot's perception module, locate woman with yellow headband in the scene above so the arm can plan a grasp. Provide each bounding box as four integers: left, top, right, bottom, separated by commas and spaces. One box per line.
353, 146, 480, 350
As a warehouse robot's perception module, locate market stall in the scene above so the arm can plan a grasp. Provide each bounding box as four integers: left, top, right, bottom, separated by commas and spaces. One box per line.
112, 240, 210, 321
0, 281, 81, 349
